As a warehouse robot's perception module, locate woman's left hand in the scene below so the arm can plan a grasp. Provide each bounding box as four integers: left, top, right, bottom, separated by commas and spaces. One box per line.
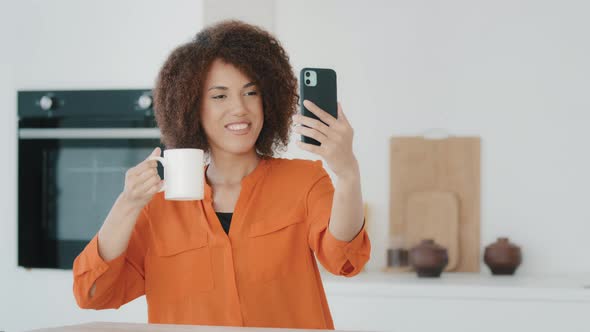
293, 100, 359, 179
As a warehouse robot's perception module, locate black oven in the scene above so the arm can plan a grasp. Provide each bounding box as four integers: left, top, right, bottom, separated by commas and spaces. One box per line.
18, 89, 164, 269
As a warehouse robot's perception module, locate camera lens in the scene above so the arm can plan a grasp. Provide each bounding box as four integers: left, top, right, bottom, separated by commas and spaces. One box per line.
306, 79, 310, 85
305, 72, 310, 77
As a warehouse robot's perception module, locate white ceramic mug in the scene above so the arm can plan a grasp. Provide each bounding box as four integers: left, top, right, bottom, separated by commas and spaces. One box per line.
148, 148, 204, 200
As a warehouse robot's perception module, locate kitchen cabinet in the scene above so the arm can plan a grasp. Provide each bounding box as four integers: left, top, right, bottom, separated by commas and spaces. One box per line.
322, 271, 590, 332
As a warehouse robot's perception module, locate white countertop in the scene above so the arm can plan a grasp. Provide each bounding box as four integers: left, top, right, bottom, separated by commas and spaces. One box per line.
320, 270, 590, 302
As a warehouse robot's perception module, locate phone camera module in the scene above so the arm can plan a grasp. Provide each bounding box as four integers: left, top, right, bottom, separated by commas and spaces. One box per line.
302, 69, 317, 87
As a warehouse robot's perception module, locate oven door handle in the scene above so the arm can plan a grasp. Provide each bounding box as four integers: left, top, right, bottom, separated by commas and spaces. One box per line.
18, 128, 161, 139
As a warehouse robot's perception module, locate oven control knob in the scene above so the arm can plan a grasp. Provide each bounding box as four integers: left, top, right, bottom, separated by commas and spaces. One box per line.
39, 95, 56, 111
137, 94, 153, 110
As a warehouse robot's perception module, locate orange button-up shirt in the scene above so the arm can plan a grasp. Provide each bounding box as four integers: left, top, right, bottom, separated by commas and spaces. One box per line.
73, 157, 371, 329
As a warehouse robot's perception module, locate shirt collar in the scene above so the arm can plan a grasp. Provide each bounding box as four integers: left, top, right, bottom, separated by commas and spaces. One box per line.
202, 157, 272, 202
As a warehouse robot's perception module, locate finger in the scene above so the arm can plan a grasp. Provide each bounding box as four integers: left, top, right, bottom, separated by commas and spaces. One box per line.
294, 113, 332, 137
128, 167, 158, 191
146, 180, 165, 195
294, 126, 326, 144
136, 167, 159, 183
295, 140, 323, 155
303, 100, 337, 127
337, 102, 350, 125
131, 160, 159, 176
135, 174, 162, 194
139, 147, 162, 167
146, 147, 161, 160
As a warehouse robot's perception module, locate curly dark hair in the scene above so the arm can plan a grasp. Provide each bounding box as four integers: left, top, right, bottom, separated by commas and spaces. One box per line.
152, 20, 299, 159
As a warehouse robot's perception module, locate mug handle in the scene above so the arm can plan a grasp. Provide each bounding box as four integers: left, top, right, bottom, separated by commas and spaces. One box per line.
147, 156, 166, 193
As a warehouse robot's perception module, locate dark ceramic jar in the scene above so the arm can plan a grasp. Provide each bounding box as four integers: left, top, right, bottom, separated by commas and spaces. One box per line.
484, 237, 522, 275
409, 239, 449, 277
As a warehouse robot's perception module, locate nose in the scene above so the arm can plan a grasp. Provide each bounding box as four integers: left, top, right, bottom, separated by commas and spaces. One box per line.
230, 95, 249, 116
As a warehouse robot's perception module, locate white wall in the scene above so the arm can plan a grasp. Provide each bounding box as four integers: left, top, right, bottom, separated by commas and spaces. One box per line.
203, 0, 275, 34
0, 1, 202, 331
276, 0, 590, 275
3, 0, 590, 331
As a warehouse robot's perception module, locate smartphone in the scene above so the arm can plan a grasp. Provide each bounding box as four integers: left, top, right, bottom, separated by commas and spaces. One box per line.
299, 67, 338, 146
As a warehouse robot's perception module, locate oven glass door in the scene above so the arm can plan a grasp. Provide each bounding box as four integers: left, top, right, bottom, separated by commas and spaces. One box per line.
19, 128, 162, 269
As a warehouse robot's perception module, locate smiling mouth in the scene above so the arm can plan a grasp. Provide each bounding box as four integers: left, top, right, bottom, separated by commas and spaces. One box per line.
225, 123, 251, 135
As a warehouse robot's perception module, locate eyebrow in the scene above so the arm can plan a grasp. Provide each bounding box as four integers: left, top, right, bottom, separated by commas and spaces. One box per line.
208, 81, 257, 91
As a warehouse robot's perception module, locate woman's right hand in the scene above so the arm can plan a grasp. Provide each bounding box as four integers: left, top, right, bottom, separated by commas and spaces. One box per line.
120, 147, 164, 209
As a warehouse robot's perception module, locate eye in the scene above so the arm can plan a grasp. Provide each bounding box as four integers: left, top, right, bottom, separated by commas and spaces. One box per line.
245, 91, 258, 96
212, 95, 226, 100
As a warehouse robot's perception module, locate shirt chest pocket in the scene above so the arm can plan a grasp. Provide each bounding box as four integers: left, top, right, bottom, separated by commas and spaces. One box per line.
246, 217, 308, 283
146, 231, 214, 299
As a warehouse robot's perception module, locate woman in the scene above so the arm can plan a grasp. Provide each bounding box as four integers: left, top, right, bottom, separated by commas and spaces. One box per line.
73, 20, 370, 330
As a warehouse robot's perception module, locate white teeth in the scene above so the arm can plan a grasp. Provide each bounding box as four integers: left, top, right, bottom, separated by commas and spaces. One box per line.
227, 123, 249, 131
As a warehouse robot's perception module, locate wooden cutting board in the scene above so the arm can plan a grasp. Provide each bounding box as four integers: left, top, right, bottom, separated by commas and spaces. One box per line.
390, 136, 481, 272
405, 191, 459, 271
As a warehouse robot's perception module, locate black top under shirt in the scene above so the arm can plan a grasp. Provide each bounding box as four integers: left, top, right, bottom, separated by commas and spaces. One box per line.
215, 212, 233, 234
